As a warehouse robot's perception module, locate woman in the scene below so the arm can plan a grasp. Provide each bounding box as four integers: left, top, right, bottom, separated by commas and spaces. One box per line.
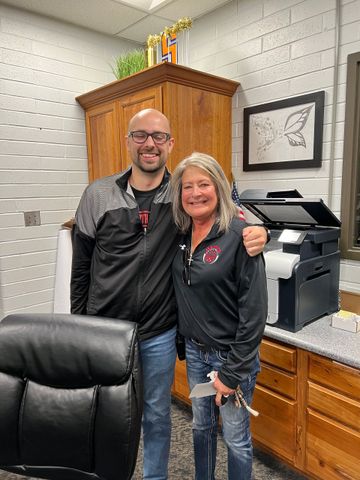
171, 152, 268, 480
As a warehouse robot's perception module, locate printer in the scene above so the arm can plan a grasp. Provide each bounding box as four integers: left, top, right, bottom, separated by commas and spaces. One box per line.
240, 190, 341, 332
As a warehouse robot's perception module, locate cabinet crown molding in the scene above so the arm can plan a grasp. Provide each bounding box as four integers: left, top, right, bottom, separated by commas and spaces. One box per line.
76, 62, 239, 110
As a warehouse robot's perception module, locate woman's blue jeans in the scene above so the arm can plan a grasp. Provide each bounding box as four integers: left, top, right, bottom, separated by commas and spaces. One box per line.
139, 326, 177, 480
186, 338, 260, 480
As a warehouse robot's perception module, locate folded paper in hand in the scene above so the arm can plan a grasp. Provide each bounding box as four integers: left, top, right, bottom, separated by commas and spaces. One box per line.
189, 381, 216, 399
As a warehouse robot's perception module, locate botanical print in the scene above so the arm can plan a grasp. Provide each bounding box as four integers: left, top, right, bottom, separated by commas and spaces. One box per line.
249, 102, 315, 164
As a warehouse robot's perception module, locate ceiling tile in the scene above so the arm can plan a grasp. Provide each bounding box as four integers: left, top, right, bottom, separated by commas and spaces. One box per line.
117, 14, 176, 43
0, 0, 147, 35
113, 0, 171, 11
0, 0, 232, 43
155, 0, 232, 20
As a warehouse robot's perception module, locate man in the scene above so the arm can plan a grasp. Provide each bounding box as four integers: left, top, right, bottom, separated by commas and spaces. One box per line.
71, 108, 267, 480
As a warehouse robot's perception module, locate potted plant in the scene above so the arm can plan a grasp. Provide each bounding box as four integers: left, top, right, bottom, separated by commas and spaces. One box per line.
111, 48, 146, 79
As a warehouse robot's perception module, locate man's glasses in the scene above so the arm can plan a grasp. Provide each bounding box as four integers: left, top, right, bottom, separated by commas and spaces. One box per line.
128, 131, 171, 145
182, 247, 193, 286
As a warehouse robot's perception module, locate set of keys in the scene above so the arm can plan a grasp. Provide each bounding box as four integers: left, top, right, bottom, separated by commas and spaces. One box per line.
221, 386, 259, 417
208, 370, 259, 417
234, 386, 259, 416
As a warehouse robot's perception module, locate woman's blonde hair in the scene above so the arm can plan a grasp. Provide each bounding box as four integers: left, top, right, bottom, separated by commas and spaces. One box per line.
170, 152, 238, 233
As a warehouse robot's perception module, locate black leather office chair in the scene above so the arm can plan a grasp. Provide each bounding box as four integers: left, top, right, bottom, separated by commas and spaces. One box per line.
0, 313, 143, 480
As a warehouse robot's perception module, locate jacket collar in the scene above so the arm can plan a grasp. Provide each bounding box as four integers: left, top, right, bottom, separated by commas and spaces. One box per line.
116, 166, 171, 191
184, 220, 222, 247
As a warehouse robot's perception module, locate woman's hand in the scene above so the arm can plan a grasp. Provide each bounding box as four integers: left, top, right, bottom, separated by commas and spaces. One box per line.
242, 226, 267, 257
213, 373, 235, 407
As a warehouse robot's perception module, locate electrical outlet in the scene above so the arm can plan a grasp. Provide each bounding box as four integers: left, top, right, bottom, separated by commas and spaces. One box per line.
24, 211, 41, 227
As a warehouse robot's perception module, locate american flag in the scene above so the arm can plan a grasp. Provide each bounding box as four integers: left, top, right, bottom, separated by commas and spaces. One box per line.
231, 181, 246, 221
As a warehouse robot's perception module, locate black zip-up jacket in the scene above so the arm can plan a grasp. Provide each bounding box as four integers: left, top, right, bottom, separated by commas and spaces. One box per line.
71, 167, 179, 340
172, 218, 268, 388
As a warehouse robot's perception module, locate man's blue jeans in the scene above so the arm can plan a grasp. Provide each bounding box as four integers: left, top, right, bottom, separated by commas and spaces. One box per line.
186, 339, 260, 480
139, 326, 177, 480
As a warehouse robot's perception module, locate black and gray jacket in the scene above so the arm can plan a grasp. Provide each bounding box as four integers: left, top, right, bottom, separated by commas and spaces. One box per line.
71, 167, 179, 340
172, 218, 268, 388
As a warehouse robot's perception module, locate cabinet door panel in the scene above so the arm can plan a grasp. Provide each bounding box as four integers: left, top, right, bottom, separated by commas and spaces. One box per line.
306, 409, 360, 480
164, 83, 232, 176
86, 102, 121, 181
118, 86, 163, 169
251, 384, 297, 462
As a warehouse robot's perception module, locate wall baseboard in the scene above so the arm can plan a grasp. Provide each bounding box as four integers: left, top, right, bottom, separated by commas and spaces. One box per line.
340, 290, 360, 314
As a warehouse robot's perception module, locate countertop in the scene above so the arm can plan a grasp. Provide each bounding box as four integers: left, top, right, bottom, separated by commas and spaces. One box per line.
264, 315, 360, 369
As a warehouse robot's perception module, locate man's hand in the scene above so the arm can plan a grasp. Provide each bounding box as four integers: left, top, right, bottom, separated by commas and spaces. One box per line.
213, 373, 234, 407
243, 226, 267, 257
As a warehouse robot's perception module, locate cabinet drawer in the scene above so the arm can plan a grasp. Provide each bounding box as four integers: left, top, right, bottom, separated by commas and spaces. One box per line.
308, 381, 360, 432
306, 409, 360, 480
308, 354, 360, 401
257, 363, 297, 400
252, 384, 297, 463
260, 338, 297, 373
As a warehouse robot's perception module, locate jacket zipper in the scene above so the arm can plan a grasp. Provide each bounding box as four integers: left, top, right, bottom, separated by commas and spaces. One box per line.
131, 182, 164, 323
134, 218, 147, 323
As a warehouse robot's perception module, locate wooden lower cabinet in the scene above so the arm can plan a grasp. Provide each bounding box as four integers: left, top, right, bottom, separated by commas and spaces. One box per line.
251, 339, 299, 464
172, 358, 190, 404
305, 354, 360, 480
306, 411, 360, 480
172, 337, 360, 479
250, 338, 360, 480
251, 385, 297, 462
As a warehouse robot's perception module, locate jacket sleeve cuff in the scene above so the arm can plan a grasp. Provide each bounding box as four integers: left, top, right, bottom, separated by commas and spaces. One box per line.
218, 370, 239, 390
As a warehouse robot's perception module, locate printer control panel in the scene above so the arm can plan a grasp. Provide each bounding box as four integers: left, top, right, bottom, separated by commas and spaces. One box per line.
278, 229, 307, 245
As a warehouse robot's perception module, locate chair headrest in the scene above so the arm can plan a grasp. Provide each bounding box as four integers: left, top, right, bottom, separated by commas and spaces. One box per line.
0, 313, 138, 388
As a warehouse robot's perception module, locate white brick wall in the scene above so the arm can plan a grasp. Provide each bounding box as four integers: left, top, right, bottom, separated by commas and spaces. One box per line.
0, 0, 359, 319
0, 4, 137, 317
191, 0, 360, 294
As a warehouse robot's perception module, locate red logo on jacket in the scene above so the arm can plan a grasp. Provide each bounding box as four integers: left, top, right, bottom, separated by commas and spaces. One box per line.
203, 245, 221, 264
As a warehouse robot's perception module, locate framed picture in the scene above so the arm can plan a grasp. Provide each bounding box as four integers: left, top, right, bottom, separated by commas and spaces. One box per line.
243, 91, 325, 171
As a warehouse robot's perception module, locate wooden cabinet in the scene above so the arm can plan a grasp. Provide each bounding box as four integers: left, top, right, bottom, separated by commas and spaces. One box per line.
306, 354, 360, 480
250, 338, 360, 480
251, 339, 299, 464
76, 62, 239, 182
173, 336, 360, 479
173, 358, 190, 404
